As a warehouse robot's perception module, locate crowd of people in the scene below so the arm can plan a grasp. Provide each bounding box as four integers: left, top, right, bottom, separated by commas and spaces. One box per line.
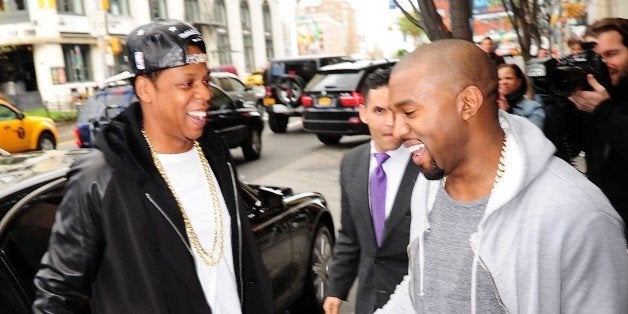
30, 16, 627, 314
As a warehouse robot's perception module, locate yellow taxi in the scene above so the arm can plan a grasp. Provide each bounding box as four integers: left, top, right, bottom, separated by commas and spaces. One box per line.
0, 99, 58, 153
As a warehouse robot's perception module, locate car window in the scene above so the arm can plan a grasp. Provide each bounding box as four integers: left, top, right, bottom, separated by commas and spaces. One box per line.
0, 105, 16, 121
0, 180, 65, 310
226, 78, 246, 92
77, 87, 135, 123
209, 86, 234, 111
305, 72, 363, 91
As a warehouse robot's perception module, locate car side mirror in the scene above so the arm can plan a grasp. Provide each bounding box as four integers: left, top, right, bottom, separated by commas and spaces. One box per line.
16, 112, 25, 120
258, 186, 284, 210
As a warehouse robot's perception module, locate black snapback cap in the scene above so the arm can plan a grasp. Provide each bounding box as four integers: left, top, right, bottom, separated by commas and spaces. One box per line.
126, 18, 207, 74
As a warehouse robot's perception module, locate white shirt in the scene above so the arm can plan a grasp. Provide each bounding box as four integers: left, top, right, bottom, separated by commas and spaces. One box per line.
368, 143, 411, 218
157, 149, 241, 313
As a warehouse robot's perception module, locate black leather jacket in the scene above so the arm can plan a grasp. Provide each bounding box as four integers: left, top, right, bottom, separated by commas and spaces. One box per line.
33, 102, 273, 313
582, 78, 628, 239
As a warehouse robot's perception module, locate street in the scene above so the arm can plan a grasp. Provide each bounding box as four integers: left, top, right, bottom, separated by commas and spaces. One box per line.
57, 116, 365, 314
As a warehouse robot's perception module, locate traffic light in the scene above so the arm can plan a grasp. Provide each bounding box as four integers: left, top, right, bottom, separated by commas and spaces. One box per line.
101, 0, 110, 11
109, 37, 122, 55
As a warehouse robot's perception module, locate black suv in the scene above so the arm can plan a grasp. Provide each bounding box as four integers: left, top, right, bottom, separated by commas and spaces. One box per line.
75, 79, 264, 160
262, 55, 352, 133
300, 59, 397, 144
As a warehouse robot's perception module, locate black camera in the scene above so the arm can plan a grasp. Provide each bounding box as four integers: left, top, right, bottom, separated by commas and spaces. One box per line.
526, 42, 611, 98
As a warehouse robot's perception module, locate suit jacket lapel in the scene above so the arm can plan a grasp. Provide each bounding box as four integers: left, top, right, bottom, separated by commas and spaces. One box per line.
383, 159, 419, 241
353, 144, 376, 245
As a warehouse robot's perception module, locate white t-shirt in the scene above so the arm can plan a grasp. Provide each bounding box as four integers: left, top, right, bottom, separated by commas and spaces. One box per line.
157, 148, 241, 313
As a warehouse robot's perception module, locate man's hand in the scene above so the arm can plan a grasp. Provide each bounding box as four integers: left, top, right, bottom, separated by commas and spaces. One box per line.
568, 74, 611, 113
323, 296, 343, 314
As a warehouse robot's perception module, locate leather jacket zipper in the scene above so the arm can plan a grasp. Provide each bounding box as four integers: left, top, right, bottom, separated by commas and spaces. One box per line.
228, 162, 244, 307
145, 193, 195, 258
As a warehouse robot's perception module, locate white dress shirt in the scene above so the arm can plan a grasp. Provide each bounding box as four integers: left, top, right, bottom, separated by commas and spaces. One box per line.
368, 142, 411, 219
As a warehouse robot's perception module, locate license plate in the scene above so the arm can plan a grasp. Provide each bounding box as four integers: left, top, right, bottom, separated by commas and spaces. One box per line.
318, 97, 332, 106
263, 98, 276, 105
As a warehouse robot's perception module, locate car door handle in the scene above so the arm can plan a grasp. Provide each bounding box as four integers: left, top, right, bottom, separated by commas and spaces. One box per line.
3, 126, 9, 130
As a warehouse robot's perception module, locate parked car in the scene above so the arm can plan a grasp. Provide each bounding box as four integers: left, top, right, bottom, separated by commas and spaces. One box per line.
0, 99, 58, 153
262, 55, 352, 133
75, 77, 264, 161
206, 83, 264, 160
0, 149, 335, 313
300, 59, 397, 145
210, 71, 264, 113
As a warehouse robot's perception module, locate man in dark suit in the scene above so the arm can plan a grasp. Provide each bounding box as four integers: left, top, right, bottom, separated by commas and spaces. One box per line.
323, 68, 419, 314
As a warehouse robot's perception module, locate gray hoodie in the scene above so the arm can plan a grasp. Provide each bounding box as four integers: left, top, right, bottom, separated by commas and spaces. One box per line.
378, 111, 628, 313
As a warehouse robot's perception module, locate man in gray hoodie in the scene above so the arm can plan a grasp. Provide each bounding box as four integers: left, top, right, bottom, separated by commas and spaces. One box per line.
378, 39, 627, 313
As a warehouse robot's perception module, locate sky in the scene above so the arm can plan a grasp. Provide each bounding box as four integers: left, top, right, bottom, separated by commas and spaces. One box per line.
298, 0, 400, 55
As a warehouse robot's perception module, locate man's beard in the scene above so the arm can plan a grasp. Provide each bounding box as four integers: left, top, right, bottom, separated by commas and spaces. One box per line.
421, 157, 446, 180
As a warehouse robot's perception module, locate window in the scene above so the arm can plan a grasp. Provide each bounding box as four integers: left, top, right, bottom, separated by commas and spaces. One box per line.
262, 1, 274, 59
108, 0, 129, 16
62, 44, 92, 82
0, 105, 16, 121
240, 0, 254, 71
0, 0, 25, 12
149, 0, 167, 19
214, 0, 226, 24
214, 0, 231, 64
56, 0, 83, 14
0, 180, 65, 312
209, 86, 233, 111
184, 0, 199, 22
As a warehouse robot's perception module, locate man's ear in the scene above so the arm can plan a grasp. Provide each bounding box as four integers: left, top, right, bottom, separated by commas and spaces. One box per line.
135, 76, 154, 103
458, 86, 483, 121
358, 104, 368, 124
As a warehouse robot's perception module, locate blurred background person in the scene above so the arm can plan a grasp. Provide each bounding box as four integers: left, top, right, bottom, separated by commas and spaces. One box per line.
497, 63, 545, 129
567, 37, 584, 54
479, 36, 505, 65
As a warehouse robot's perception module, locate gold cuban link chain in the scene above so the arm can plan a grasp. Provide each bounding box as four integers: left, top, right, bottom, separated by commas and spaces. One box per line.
142, 131, 224, 266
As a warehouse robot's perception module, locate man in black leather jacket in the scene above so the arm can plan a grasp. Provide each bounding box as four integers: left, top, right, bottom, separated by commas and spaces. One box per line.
33, 19, 273, 313
569, 17, 628, 240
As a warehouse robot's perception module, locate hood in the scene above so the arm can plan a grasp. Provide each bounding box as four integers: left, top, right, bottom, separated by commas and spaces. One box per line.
25, 115, 55, 125
94, 102, 156, 180
485, 110, 556, 214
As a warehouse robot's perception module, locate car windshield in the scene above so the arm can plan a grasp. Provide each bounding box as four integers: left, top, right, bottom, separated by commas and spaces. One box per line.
305, 72, 363, 92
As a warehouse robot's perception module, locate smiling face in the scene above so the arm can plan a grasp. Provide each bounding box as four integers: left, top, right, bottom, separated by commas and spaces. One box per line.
497, 66, 522, 96
137, 45, 211, 153
359, 86, 401, 152
389, 65, 468, 180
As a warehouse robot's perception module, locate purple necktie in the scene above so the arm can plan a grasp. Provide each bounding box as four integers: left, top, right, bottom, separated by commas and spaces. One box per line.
370, 152, 389, 247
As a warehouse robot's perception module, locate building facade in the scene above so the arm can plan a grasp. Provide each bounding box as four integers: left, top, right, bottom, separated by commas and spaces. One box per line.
0, 0, 293, 108
298, 0, 358, 55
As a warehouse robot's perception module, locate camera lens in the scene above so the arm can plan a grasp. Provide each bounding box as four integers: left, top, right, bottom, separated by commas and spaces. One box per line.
548, 66, 587, 97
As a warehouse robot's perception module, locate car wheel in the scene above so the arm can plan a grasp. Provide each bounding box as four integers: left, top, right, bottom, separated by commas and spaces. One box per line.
275, 75, 305, 106
268, 112, 289, 133
37, 132, 56, 150
241, 129, 262, 161
316, 134, 342, 145
305, 224, 333, 308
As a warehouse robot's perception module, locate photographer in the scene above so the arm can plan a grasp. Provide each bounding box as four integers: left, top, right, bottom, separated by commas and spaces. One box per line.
568, 17, 628, 239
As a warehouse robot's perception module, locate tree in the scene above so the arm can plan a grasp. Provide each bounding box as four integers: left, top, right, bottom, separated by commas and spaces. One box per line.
392, 0, 472, 42
397, 13, 426, 46
502, 0, 587, 60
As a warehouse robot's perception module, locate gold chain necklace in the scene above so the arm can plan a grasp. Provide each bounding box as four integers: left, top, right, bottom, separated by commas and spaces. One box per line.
443, 134, 507, 190
142, 130, 224, 266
